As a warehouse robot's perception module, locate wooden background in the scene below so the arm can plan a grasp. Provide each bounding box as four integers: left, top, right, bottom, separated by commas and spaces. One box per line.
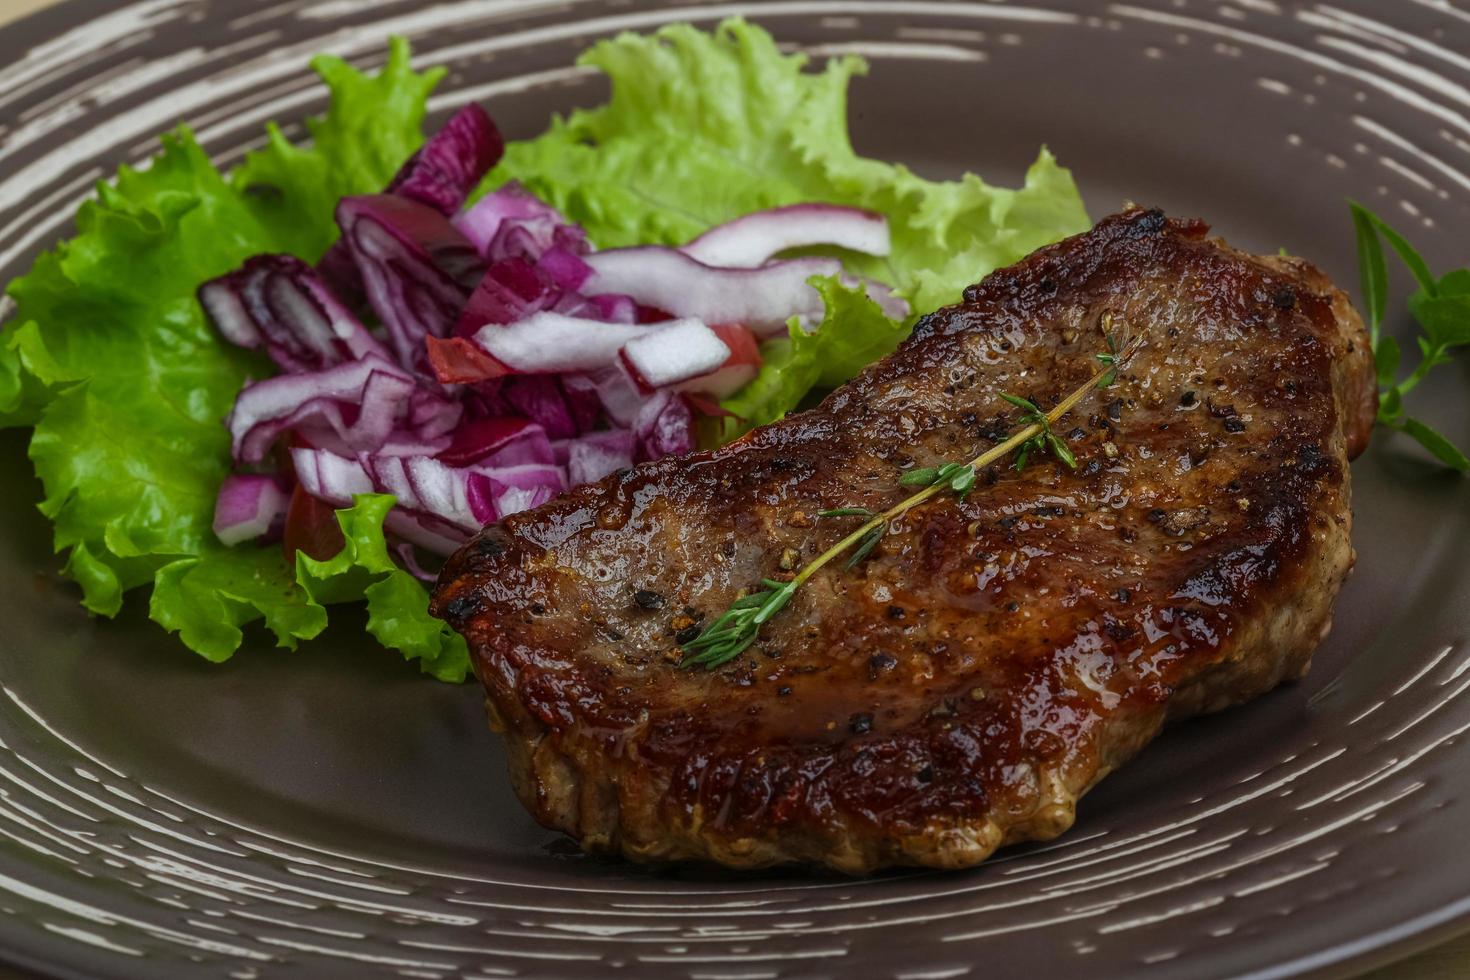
0, 0, 1461, 976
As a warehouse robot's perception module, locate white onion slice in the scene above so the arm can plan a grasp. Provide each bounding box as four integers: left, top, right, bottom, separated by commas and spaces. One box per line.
471, 312, 659, 374
619, 319, 730, 390
675, 323, 763, 398
682, 204, 891, 268
582, 248, 841, 336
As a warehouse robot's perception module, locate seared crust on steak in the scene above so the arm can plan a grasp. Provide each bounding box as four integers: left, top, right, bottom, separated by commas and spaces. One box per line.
433, 209, 1376, 873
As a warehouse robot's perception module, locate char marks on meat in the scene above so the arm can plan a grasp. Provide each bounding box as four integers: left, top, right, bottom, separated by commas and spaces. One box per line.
432, 208, 1376, 873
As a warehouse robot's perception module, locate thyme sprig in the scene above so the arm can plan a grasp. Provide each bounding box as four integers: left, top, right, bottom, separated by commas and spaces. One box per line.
1095, 314, 1126, 387
681, 339, 1141, 669
897, 460, 979, 498
1001, 393, 1075, 471
679, 577, 797, 669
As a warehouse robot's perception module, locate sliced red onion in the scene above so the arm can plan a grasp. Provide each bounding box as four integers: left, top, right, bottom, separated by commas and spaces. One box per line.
319, 104, 503, 312
407, 388, 464, 441
582, 248, 840, 336
436, 417, 543, 468
230, 355, 415, 463
386, 104, 505, 217
633, 391, 694, 461
384, 510, 470, 557
315, 237, 369, 316
200, 255, 389, 372
682, 204, 891, 267
198, 277, 258, 349
465, 473, 497, 525
363, 454, 476, 532
471, 463, 567, 523
374, 434, 453, 457
490, 478, 558, 518
537, 247, 593, 292
478, 428, 555, 468
470, 461, 566, 490
285, 370, 418, 459
502, 375, 578, 439
337, 194, 481, 375
620, 319, 730, 390
564, 364, 646, 428
294, 453, 470, 554
363, 452, 565, 534
291, 447, 375, 505
454, 182, 590, 262
214, 159, 914, 570
455, 257, 547, 333
470, 312, 658, 374
586, 293, 638, 324
479, 462, 567, 518
566, 429, 635, 485
212, 474, 289, 547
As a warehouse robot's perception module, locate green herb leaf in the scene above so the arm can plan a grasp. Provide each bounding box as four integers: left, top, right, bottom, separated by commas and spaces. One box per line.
1375, 334, 1401, 387
753, 581, 798, 622
949, 466, 977, 500
1048, 433, 1078, 469
898, 467, 941, 486
1407, 292, 1470, 349
844, 524, 885, 569
1361, 205, 1437, 297
1397, 417, 1470, 472
1350, 201, 1388, 341
1095, 330, 1122, 387
1380, 386, 1404, 422
1000, 392, 1041, 413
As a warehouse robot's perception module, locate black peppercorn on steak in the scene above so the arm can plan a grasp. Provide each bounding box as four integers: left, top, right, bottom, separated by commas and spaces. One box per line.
432, 208, 1377, 873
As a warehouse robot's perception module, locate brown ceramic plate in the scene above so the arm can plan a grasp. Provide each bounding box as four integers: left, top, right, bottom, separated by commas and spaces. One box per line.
1, 1, 1468, 977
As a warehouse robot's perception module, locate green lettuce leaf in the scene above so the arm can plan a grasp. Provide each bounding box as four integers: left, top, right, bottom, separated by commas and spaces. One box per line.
295, 495, 469, 682
486, 19, 1089, 426
151, 546, 328, 662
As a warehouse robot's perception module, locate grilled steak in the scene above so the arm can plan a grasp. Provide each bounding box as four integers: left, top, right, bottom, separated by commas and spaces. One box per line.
432, 208, 1376, 873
